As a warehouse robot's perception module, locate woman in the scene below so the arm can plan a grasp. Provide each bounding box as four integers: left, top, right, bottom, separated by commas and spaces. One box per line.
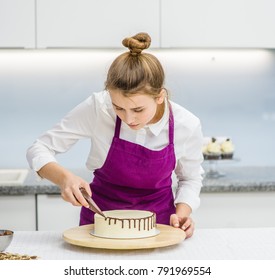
26, 33, 204, 238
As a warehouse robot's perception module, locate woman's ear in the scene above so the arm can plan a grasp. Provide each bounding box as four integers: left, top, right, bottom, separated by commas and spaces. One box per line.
156, 88, 167, 104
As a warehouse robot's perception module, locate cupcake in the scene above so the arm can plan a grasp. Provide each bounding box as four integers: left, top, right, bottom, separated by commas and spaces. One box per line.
221, 138, 234, 159
202, 144, 208, 159
203, 137, 221, 160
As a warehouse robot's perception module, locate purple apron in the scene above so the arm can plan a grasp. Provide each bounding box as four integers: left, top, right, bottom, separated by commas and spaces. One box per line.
80, 106, 176, 225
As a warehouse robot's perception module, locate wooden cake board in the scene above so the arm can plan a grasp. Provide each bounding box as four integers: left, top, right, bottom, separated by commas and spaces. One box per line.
63, 224, 186, 250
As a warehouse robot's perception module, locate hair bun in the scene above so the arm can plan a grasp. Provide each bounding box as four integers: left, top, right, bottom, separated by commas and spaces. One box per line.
122, 32, 151, 56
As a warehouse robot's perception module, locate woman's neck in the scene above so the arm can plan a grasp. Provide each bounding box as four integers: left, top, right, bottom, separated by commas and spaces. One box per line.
148, 101, 166, 124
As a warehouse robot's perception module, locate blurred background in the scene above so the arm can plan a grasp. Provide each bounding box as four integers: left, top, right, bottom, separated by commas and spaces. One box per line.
1, 0, 275, 169
1, 49, 275, 169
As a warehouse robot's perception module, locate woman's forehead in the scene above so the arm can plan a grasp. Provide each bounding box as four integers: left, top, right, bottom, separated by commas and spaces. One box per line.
109, 90, 154, 108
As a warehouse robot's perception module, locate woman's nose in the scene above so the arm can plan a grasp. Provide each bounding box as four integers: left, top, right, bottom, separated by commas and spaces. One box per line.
125, 112, 135, 124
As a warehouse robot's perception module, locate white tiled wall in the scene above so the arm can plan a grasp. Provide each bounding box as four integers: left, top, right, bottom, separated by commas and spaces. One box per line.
0, 49, 274, 169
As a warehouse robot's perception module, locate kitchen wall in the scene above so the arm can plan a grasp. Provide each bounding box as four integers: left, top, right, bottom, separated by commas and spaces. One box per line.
0, 49, 275, 169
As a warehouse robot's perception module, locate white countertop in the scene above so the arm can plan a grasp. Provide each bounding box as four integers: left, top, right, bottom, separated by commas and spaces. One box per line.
6, 227, 275, 260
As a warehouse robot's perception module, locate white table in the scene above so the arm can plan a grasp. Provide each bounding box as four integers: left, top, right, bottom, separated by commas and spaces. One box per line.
5, 227, 275, 260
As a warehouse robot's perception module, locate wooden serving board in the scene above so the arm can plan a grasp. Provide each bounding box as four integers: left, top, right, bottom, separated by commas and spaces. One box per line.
63, 224, 186, 250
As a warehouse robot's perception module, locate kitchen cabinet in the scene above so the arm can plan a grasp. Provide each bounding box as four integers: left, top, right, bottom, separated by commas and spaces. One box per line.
37, 194, 80, 230
1, 0, 275, 49
192, 192, 275, 228
0, 195, 36, 230
161, 0, 275, 48
36, 0, 160, 48
0, 0, 35, 48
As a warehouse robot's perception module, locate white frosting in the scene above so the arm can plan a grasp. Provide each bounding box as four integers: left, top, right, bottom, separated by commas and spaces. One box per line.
93, 210, 158, 239
221, 139, 234, 153
207, 140, 221, 154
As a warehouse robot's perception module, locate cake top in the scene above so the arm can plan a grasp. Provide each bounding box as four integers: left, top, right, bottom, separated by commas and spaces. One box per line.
102, 210, 154, 219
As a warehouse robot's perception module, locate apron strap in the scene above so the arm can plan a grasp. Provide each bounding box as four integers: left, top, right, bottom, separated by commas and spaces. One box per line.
168, 103, 174, 145
114, 117, 122, 138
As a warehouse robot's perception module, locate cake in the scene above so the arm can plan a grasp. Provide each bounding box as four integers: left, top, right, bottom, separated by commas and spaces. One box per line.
203, 137, 221, 160
221, 138, 234, 159
92, 210, 158, 239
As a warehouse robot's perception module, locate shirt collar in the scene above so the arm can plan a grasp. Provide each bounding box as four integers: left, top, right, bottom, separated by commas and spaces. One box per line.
145, 98, 169, 136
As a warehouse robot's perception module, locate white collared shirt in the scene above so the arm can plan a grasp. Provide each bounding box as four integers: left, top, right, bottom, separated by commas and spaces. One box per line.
26, 91, 204, 211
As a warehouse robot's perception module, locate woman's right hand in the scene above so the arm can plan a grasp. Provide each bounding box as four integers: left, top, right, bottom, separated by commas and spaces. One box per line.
59, 173, 91, 208
38, 162, 91, 208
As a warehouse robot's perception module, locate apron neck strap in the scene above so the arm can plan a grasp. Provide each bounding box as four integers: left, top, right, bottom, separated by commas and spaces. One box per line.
168, 103, 174, 144
114, 117, 122, 138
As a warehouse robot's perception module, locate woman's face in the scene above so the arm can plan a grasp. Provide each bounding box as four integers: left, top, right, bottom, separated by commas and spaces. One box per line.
109, 89, 165, 130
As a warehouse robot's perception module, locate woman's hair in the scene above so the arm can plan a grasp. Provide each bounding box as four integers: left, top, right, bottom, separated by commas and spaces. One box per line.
105, 33, 165, 97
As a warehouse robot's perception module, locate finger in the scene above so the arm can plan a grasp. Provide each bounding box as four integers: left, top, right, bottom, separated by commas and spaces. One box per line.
74, 187, 90, 208
82, 183, 92, 197
61, 191, 81, 206
184, 227, 194, 239
182, 217, 193, 230
182, 220, 195, 238
60, 186, 78, 204
170, 214, 180, 228
77, 181, 92, 206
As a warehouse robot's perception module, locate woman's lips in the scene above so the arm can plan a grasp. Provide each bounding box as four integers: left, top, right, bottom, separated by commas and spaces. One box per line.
128, 124, 139, 129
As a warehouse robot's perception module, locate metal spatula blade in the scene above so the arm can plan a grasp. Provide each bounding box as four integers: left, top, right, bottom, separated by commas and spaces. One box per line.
80, 188, 106, 218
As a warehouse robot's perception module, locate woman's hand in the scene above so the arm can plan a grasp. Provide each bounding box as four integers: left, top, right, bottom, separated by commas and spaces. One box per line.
38, 162, 91, 208
59, 173, 91, 208
170, 214, 195, 238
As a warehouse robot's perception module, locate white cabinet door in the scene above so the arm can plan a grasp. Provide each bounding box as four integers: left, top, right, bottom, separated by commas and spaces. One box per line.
161, 0, 275, 48
0, 0, 35, 48
37, 0, 160, 48
37, 194, 81, 231
0, 195, 36, 230
192, 192, 275, 228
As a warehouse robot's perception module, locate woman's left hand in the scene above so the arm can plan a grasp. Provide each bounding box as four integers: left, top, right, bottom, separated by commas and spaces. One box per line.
170, 214, 195, 239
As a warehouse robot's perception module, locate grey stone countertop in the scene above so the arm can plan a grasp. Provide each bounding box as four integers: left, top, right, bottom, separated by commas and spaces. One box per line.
0, 166, 275, 195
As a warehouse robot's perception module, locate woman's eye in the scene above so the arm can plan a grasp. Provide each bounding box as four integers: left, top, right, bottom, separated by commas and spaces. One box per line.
134, 109, 143, 113
115, 107, 123, 111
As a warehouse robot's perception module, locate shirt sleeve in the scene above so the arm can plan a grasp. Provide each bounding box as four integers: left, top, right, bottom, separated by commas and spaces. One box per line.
174, 121, 204, 212
26, 95, 96, 172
